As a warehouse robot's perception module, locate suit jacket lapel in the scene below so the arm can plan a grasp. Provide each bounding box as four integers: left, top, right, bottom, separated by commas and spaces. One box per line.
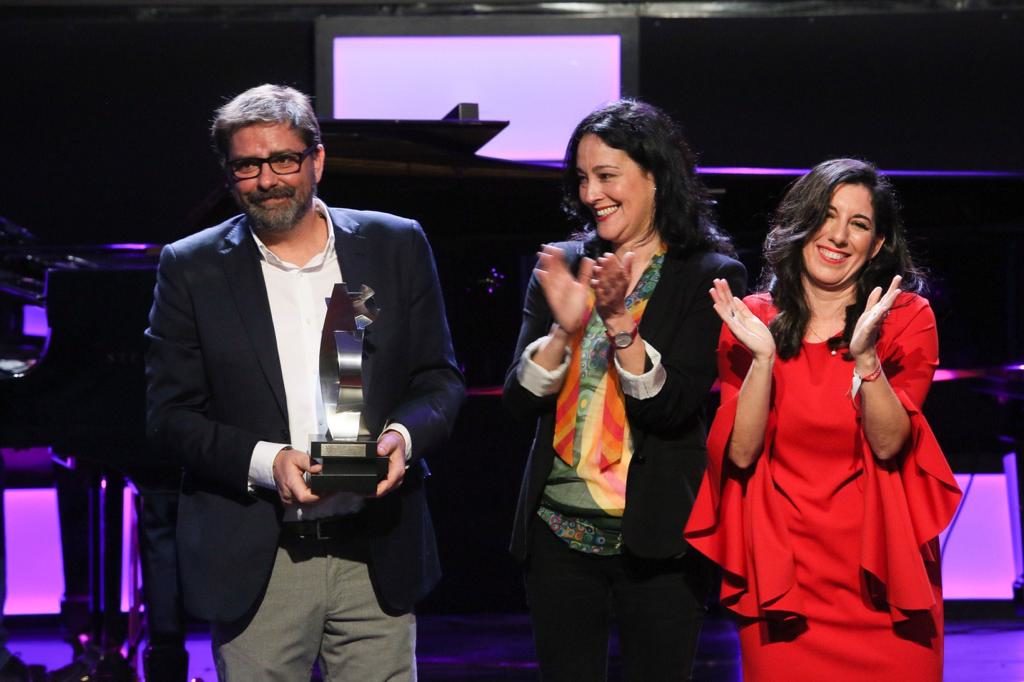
332, 209, 370, 290
639, 247, 686, 340
219, 221, 289, 420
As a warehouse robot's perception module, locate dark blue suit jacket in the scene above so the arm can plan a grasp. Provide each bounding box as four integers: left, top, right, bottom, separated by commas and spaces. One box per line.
145, 207, 464, 622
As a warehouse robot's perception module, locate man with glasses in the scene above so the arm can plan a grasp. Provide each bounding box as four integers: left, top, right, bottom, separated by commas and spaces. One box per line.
145, 84, 464, 680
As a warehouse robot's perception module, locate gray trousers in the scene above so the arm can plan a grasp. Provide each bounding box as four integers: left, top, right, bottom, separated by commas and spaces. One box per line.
211, 540, 416, 682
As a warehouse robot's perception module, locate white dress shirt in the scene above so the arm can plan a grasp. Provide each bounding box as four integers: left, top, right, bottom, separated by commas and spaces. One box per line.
517, 335, 667, 399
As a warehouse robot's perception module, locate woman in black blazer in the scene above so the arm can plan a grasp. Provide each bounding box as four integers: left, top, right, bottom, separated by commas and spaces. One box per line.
503, 99, 746, 682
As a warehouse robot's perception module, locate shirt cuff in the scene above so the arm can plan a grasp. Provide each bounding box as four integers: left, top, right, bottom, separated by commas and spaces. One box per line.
249, 441, 286, 492
615, 340, 667, 399
517, 335, 572, 397
382, 423, 413, 462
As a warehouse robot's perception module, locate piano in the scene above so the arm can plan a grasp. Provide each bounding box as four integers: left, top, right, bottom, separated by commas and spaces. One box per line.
0, 243, 160, 461
0, 240, 160, 680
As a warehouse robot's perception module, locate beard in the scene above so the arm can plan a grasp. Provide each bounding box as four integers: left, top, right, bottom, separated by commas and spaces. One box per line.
236, 181, 316, 235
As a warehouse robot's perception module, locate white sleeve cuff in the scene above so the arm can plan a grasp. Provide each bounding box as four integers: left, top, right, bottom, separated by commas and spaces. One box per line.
615, 340, 667, 399
517, 335, 572, 397
249, 441, 286, 492
382, 423, 413, 462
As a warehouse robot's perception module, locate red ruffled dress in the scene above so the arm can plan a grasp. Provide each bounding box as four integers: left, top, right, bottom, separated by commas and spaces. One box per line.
685, 292, 961, 681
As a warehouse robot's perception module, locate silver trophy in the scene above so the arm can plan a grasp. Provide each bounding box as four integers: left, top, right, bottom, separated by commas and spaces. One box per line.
307, 283, 389, 494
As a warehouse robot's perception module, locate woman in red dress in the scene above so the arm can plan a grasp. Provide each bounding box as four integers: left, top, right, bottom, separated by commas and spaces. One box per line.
684, 158, 962, 681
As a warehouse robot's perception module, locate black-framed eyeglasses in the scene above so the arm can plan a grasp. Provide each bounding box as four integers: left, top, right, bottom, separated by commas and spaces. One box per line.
225, 144, 318, 181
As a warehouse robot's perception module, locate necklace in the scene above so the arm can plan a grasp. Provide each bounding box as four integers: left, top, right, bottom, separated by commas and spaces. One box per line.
806, 324, 841, 355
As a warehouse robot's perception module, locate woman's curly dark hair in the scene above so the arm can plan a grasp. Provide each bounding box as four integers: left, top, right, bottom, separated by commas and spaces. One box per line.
561, 99, 734, 257
761, 158, 928, 359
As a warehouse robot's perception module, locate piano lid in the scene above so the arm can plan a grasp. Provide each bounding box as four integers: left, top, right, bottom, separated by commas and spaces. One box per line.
0, 243, 161, 302
318, 118, 561, 180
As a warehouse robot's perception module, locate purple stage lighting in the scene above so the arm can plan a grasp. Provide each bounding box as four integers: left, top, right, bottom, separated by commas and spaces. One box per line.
330, 35, 621, 162
941, 473, 1018, 599
3, 489, 63, 615
3, 486, 137, 615
698, 166, 1024, 178
21, 304, 47, 338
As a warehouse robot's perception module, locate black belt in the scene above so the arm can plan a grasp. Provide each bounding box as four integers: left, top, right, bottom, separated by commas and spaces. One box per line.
280, 514, 365, 542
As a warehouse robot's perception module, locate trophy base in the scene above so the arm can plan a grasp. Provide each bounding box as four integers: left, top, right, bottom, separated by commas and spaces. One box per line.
307, 438, 388, 495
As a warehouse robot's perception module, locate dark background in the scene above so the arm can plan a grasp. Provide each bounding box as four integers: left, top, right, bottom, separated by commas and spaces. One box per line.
2, 2, 1022, 614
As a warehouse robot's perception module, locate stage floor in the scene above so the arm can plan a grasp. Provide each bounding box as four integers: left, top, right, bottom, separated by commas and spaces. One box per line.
7, 611, 1024, 681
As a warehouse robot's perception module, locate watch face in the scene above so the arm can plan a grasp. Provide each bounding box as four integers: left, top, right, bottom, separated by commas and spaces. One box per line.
613, 331, 634, 349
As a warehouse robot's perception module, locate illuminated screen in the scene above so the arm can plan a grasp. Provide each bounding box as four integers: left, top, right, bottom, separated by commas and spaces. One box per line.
316, 17, 637, 163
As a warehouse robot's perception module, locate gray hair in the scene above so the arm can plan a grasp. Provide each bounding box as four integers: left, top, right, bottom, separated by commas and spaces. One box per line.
210, 84, 321, 161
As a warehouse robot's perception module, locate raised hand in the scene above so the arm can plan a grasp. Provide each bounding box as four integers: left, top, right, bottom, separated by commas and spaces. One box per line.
850, 275, 902, 359
534, 245, 594, 335
591, 251, 633, 321
709, 278, 775, 361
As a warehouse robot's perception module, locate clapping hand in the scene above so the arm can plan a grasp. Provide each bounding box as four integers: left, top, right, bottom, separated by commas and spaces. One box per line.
849, 275, 902, 360
591, 251, 633, 321
710, 278, 775, 361
534, 245, 594, 334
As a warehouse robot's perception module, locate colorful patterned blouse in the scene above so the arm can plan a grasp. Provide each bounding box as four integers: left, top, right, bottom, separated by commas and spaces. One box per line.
539, 252, 665, 555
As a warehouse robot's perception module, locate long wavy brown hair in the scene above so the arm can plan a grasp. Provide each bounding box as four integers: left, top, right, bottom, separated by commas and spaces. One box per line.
759, 158, 927, 359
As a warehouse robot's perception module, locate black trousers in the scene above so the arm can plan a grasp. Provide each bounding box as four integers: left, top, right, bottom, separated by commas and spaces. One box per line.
524, 517, 712, 682
132, 468, 186, 648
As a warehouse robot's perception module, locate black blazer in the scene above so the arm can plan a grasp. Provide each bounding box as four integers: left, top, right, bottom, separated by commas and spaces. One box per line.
145, 207, 464, 622
503, 242, 746, 561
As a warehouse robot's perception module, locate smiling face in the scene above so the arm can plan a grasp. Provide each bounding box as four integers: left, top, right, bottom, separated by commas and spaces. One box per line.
228, 122, 324, 235
800, 182, 885, 298
575, 133, 657, 251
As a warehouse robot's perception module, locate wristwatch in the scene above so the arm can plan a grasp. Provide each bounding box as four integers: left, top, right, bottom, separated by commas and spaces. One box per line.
606, 323, 638, 349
